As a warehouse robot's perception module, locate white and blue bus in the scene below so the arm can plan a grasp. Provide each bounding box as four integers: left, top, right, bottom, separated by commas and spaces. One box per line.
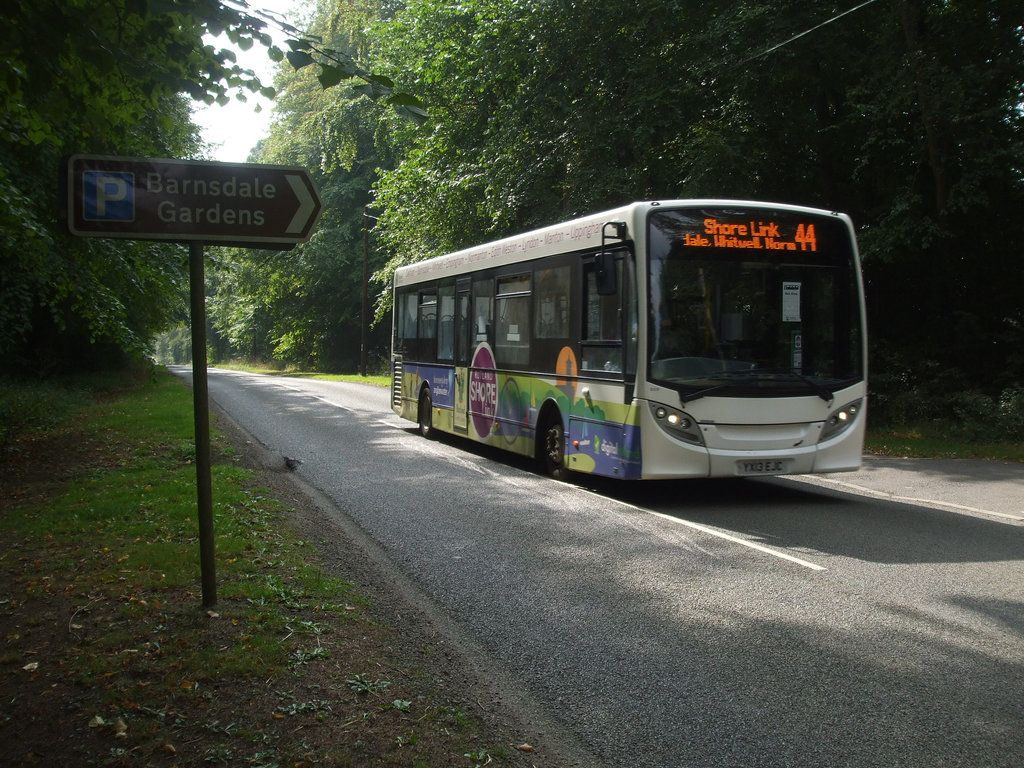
392, 200, 866, 480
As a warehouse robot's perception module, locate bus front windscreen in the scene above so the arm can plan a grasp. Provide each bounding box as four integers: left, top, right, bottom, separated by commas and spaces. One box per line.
647, 207, 864, 400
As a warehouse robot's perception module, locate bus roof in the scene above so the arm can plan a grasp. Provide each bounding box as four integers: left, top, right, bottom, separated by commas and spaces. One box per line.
392, 199, 845, 287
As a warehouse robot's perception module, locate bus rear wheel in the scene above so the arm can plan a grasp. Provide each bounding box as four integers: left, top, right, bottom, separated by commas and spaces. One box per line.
418, 388, 434, 438
540, 415, 570, 481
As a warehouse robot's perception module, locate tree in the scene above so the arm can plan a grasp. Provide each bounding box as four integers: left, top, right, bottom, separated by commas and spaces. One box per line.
208, 0, 398, 371
1, 1, 211, 372
0, 0, 283, 373
0, 0, 416, 374
845, 0, 1024, 401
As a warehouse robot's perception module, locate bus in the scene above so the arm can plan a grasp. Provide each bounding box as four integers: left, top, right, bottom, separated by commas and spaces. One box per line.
391, 200, 866, 480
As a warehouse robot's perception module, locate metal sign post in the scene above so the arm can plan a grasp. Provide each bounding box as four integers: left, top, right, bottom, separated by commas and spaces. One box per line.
65, 155, 322, 609
188, 241, 217, 608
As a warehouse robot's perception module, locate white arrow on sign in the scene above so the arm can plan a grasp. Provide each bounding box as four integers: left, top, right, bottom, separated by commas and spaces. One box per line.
286, 173, 318, 234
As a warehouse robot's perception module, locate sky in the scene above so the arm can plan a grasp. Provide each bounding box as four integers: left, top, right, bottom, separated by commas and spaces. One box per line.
191, 0, 304, 163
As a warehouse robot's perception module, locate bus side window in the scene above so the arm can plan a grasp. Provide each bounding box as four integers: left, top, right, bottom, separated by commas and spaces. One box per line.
418, 292, 437, 361
495, 274, 531, 367
582, 259, 623, 374
472, 278, 493, 346
534, 266, 570, 339
623, 253, 637, 376
395, 290, 418, 354
456, 283, 471, 364
438, 282, 455, 361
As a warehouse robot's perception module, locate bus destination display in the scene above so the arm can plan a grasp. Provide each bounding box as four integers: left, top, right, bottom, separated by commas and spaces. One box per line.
683, 218, 819, 252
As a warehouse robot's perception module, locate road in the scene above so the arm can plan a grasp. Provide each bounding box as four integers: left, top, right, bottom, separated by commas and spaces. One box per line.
176, 368, 1024, 768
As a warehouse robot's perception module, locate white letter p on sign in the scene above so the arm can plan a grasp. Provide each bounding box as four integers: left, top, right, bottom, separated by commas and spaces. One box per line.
83, 170, 135, 222
96, 176, 128, 216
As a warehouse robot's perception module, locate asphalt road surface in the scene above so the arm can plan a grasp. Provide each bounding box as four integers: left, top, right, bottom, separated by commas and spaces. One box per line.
174, 368, 1024, 768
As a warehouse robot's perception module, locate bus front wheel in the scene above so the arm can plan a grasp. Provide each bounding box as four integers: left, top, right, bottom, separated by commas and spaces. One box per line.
418, 388, 434, 438
540, 415, 570, 481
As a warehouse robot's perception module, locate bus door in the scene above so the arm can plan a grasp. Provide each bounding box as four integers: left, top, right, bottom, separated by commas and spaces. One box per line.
572, 249, 641, 477
453, 278, 471, 433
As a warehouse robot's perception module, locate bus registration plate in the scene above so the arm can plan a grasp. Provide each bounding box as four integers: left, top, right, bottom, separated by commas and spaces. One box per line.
738, 459, 791, 475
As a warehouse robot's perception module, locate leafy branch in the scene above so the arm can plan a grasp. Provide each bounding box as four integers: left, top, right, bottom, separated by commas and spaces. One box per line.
277, 36, 428, 124
190, 0, 428, 122
68, 1, 429, 122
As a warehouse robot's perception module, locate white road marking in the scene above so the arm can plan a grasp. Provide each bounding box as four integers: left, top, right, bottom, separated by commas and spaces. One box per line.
797, 475, 1024, 522
581, 489, 827, 571
274, 382, 354, 411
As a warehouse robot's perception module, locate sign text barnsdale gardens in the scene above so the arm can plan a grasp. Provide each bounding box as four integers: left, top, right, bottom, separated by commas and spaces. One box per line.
66, 155, 321, 247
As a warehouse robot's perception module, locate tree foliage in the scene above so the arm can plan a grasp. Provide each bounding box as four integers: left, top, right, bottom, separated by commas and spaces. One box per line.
206, 0, 397, 371
0, 0, 287, 373
0, 0, 411, 374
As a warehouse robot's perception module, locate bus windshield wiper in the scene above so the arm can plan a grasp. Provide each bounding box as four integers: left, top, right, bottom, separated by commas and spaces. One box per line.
677, 371, 749, 403
756, 369, 834, 401
679, 383, 733, 403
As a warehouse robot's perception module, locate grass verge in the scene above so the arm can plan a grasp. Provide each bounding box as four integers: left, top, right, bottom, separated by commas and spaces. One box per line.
211, 362, 390, 389
0, 370, 526, 767
865, 427, 1024, 462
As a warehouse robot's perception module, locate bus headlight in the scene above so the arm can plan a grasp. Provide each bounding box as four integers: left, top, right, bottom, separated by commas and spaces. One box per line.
820, 399, 863, 442
649, 402, 704, 445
